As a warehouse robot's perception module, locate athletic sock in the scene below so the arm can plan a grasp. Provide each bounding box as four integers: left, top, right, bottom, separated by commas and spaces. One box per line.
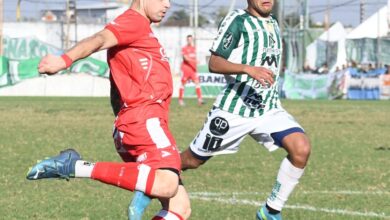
179, 87, 184, 101
91, 162, 155, 195
75, 160, 95, 178
152, 210, 184, 220
195, 86, 202, 102
266, 157, 305, 211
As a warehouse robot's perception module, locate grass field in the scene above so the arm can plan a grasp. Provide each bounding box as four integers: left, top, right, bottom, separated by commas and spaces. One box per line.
0, 97, 389, 220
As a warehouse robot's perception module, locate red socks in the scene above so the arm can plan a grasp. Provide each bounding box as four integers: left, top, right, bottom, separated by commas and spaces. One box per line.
195, 87, 202, 101
152, 210, 184, 220
179, 87, 184, 101
91, 162, 155, 195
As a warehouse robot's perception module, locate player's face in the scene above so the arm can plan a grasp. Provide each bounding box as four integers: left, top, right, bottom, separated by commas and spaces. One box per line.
247, 0, 274, 17
187, 36, 193, 45
144, 0, 171, 23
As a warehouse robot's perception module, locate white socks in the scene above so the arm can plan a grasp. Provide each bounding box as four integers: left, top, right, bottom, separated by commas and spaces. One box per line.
266, 157, 305, 211
75, 160, 95, 178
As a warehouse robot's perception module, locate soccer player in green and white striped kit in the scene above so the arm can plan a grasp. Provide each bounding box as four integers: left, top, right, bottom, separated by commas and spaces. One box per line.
180, 0, 311, 219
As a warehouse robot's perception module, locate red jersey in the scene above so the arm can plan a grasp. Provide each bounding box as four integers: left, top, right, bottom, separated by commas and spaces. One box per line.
181, 45, 197, 71
105, 9, 172, 126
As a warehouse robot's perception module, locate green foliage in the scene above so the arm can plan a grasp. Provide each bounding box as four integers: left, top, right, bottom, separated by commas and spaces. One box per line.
0, 97, 389, 219
163, 9, 209, 27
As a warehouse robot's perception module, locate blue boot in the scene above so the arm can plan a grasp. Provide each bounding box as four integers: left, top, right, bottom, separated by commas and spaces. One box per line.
256, 205, 282, 220
26, 149, 81, 181
128, 191, 152, 220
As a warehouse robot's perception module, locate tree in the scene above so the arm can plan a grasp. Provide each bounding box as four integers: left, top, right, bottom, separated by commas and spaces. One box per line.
163, 9, 190, 26
212, 6, 229, 26
162, 9, 210, 27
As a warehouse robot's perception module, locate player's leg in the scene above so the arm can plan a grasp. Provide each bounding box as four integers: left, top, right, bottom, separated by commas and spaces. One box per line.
109, 82, 152, 220
178, 80, 186, 106
180, 148, 208, 170
191, 74, 203, 105
153, 185, 191, 220
27, 118, 182, 200
179, 69, 188, 106
92, 116, 182, 199
251, 111, 311, 220
27, 151, 179, 198
257, 131, 310, 220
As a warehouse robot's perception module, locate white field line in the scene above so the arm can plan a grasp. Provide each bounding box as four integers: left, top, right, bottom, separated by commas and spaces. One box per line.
189, 192, 390, 219
190, 190, 390, 197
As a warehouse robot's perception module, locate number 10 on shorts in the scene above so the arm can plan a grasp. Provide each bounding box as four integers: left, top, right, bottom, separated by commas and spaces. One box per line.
202, 134, 223, 152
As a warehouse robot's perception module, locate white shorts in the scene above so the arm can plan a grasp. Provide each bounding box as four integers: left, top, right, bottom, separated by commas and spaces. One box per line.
189, 107, 304, 160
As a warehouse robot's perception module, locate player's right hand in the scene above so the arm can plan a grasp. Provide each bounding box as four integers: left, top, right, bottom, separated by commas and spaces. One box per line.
243, 65, 275, 87
38, 54, 67, 75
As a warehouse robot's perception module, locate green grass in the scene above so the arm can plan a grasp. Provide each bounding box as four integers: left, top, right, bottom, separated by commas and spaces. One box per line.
0, 97, 389, 220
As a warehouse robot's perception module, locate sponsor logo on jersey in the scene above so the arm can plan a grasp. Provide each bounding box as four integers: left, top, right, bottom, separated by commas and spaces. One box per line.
209, 117, 229, 136
223, 32, 233, 50
244, 92, 265, 109
261, 55, 278, 68
262, 47, 281, 54
160, 48, 169, 62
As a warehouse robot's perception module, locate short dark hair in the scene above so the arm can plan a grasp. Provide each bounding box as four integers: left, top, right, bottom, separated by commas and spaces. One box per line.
187, 35, 193, 38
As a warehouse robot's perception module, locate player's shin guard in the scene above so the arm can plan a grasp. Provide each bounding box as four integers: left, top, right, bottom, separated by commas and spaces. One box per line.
91, 162, 155, 195
266, 158, 304, 211
128, 191, 152, 220
152, 210, 184, 220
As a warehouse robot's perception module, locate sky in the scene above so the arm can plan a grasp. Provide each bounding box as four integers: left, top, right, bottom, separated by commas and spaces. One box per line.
2, 0, 389, 27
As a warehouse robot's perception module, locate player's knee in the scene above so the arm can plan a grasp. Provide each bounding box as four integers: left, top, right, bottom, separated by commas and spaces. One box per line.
290, 139, 311, 166
182, 205, 192, 220
160, 179, 179, 198
153, 171, 179, 198
172, 201, 191, 220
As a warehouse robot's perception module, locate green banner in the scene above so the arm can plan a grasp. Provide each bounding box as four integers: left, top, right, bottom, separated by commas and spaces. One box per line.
282, 71, 347, 100
17, 58, 40, 79
3, 37, 62, 59
183, 72, 226, 97
282, 71, 329, 99
0, 37, 109, 88
0, 56, 10, 87
71, 57, 109, 77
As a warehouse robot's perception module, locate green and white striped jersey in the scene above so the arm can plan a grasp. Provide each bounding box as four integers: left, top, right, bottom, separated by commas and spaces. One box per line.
211, 9, 283, 117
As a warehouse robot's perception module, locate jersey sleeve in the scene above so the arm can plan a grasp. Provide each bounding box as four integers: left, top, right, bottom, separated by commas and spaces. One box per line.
210, 11, 243, 59
105, 10, 146, 45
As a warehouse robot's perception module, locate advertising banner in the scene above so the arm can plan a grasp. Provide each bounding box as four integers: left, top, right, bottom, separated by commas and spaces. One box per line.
183, 72, 226, 98
282, 71, 329, 99
1, 37, 109, 88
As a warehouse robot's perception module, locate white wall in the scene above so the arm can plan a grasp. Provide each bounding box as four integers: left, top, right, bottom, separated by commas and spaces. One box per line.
0, 73, 110, 96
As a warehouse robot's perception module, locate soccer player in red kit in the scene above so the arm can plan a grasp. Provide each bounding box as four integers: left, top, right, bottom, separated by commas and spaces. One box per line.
26, 0, 191, 219
178, 35, 203, 106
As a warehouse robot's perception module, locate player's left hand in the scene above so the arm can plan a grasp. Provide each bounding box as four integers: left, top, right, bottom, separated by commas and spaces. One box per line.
243, 65, 275, 87
38, 54, 67, 75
